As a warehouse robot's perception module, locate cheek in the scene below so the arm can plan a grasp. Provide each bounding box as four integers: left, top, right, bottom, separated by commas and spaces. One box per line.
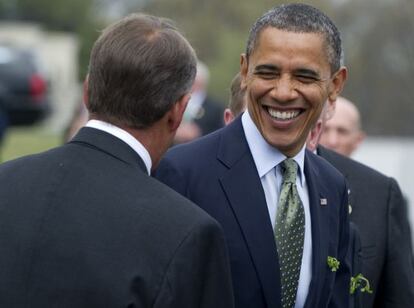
246, 91, 262, 125
346, 134, 358, 145
249, 78, 274, 98
246, 82, 271, 116
304, 88, 328, 117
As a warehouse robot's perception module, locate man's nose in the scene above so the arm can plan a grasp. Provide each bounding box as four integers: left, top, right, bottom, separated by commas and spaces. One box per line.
269, 75, 299, 102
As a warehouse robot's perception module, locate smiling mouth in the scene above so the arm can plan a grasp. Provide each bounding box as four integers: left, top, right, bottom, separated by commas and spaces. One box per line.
266, 107, 301, 121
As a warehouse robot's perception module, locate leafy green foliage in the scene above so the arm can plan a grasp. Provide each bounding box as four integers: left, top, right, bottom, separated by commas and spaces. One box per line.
350, 273, 373, 295
327, 256, 340, 272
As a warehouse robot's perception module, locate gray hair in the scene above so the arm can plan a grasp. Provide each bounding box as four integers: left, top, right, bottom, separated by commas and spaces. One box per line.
245, 3, 343, 73
87, 13, 197, 129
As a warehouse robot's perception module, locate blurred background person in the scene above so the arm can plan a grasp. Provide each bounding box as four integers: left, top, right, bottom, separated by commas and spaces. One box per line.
319, 96, 365, 157
173, 61, 224, 144
315, 98, 414, 308
223, 72, 244, 125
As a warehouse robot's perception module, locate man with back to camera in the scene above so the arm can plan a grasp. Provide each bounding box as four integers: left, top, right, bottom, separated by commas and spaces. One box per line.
225, 72, 414, 307
156, 3, 351, 308
0, 13, 234, 307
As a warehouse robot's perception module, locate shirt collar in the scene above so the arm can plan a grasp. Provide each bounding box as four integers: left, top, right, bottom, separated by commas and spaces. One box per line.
86, 120, 152, 175
241, 111, 306, 187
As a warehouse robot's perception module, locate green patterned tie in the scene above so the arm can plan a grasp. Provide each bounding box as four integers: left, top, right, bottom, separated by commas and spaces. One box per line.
275, 158, 305, 308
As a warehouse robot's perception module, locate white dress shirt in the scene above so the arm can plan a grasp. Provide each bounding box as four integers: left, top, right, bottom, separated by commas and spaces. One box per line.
86, 120, 152, 175
241, 111, 312, 308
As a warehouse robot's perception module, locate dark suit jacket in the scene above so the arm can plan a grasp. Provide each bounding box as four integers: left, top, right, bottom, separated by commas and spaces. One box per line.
348, 222, 363, 308
155, 117, 351, 308
0, 127, 234, 308
318, 146, 414, 308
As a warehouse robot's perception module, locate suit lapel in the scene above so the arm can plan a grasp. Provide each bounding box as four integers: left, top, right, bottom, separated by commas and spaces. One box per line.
318, 146, 354, 214
217, 118, 282, 308
69, 127, 148, 174
304, 152, 331, 307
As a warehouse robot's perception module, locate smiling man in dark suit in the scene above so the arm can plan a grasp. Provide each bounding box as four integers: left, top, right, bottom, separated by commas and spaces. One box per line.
225, 69, 414, 307
0, 14, 234, 307
156, 4, 351, 308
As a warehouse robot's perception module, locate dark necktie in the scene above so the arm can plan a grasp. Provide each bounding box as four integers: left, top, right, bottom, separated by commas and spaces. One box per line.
274, 158, 305, 308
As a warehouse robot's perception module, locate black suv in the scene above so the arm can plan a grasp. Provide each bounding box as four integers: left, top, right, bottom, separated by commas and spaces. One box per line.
0, 45, 49, 126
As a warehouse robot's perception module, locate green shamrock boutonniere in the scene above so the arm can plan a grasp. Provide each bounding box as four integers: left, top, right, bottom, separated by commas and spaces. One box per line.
327, 256, 340, 272
350, 273, 373, 295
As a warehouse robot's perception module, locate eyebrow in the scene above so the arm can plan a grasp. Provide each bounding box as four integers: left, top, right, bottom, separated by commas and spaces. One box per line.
253, 64, 330, 82
295, 68, 320, 78
294, 68, 321, 79
254, 64, 279, 72
255, 65, 324, 78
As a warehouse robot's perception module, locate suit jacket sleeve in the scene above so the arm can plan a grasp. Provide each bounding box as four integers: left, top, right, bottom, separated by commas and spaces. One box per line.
378, 178, 414, 307
153, 215, 234, 308
329, 183, 351, 308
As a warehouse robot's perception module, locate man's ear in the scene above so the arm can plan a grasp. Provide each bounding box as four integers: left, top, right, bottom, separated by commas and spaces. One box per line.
223, 108, 235, 126
306, 120, 323, 152
83, 75, 89, 109
168, 93, 191, 131
240, 53, 248, 90
328, 67, 347, 103
324, 98, 337, 121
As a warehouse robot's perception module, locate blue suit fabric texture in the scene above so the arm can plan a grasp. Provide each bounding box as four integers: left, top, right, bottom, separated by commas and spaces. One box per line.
155, 117, 351, 308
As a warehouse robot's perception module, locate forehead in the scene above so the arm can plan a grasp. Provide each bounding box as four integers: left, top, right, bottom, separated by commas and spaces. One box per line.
330, 104, 359, 128
250, 27, 330, 72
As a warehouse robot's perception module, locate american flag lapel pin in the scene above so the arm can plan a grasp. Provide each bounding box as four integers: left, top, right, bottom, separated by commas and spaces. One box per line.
320, 198, 328, 206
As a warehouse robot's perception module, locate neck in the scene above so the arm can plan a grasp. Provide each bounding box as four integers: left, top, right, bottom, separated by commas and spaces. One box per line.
122, 125, 170, 171
89, 115, 172, 171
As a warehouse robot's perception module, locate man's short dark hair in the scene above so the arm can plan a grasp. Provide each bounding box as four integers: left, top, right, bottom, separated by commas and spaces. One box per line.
87, 14, 197, 128
245, 3, 343, 73
228, 73, 246, 117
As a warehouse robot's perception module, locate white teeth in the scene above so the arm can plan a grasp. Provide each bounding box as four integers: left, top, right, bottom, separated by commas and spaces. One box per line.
268, 108, 300, 120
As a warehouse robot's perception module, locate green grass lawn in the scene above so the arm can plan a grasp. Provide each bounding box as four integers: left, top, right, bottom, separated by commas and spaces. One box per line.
1, 126, 62, 163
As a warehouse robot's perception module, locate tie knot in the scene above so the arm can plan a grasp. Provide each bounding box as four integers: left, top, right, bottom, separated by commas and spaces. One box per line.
281, 158, 298, 184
